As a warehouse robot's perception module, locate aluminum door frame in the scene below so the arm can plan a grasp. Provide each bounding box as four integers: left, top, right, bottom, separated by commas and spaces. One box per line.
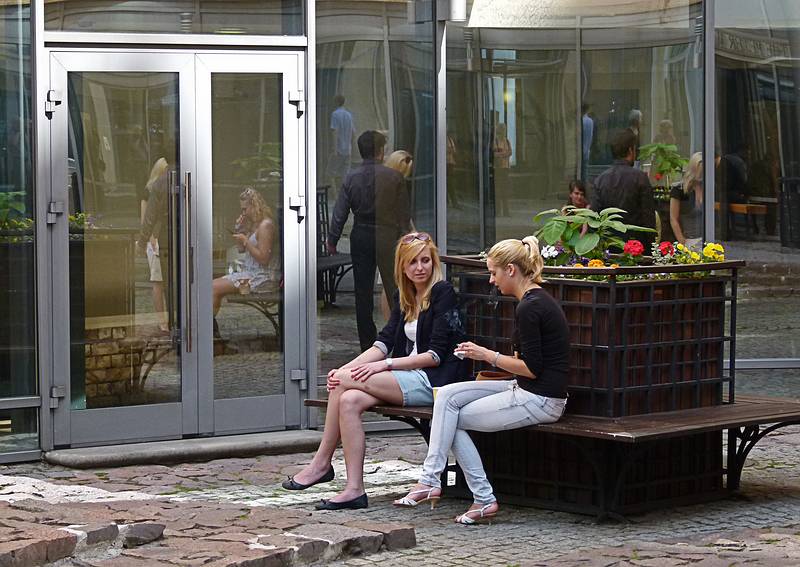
194, 52, 307, 434
48, 51, 198, 446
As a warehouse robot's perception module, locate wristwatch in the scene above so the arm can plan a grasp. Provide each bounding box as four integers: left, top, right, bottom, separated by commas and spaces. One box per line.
385, 357, 393, 369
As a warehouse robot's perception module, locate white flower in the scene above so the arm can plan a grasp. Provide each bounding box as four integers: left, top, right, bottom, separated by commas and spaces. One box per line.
542, 245, 559, 259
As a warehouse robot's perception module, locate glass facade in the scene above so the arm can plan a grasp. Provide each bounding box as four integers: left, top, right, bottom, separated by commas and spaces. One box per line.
447, 1, 704, 252
0, 1, 38, 450
715, 1, 800, 375
0, 0, 795, 459
45, 0, 304, 36
315, 1, 436, 382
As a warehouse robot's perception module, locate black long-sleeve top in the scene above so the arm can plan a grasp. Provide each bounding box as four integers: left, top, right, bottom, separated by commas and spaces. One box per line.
374, 280, 466, 387
327, 159, 411, 246
512, 288, 570, 399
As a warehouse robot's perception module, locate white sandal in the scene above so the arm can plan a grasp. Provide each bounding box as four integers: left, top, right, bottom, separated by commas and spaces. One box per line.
454, 503, 498, 525
393, 487, 441, 509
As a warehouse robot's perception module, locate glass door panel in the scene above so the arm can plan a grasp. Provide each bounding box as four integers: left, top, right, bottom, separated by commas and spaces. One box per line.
66, 71, 182, 410
195, 53, 305, 434
210, 73, 284, 400
49, 52, 197, 446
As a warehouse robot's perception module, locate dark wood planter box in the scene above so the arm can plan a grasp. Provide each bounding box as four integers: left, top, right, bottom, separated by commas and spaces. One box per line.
449, 428, 724, 516
443, 256, 743, 418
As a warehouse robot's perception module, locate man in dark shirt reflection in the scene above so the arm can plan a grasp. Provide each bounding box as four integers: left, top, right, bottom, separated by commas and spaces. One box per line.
591, 129, 656, 249
327, 130, 411, 351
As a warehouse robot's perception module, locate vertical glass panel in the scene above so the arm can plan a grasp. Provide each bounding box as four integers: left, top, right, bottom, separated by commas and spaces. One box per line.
716, 0, 800, 368
67, 72, 181, 409
45, 1, 303, 36
0, 408, 38, 453
449, 2, 703, 254
0, 1, 36, 399
315, 1, 435, 386
211, 73, 284, 400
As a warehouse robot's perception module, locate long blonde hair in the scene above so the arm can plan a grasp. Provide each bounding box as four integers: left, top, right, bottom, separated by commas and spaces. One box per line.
239, 187, 273, 229
385, 150, 414, 178
487, 235, 544, 284
682, 152, 703, 195
394, 233, 443, 321
146, 157, 169, 189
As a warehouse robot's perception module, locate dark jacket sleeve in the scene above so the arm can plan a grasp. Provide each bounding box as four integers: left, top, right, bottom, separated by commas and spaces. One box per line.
639, 174, 656, 229
424, 281, 461, 365
517, 300, 543, 379
375, 291, 403, 354
327, 182, 351, 246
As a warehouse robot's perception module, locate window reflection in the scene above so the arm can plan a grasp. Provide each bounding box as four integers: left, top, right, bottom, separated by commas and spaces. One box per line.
715, 0, 800, 366
315, 1, 435, 381
1, 1, 36, 402
45, 0, 303, 35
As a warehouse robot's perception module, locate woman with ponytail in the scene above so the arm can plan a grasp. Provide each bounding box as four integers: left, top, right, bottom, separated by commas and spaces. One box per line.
394, 236, 570, 524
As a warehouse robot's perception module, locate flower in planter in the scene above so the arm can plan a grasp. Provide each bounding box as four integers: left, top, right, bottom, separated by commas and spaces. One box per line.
703, 242, 725, 262
659, 241, 674, 257
573, 263, 584, 268
541, 244, 560, 260
587, 259, 605, 268
623, 239, 644, 256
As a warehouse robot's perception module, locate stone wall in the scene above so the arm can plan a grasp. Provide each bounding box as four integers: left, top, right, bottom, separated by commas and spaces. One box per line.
84, 326, 144, 408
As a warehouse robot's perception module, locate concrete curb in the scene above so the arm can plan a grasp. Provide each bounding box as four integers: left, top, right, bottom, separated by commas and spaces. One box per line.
44, 430, 324, 469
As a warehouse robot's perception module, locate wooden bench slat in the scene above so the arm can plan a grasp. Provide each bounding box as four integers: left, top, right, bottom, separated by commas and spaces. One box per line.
304, 395, 800, 444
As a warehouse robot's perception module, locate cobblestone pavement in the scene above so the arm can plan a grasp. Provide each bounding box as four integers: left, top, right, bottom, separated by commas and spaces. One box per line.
1, 424, 800, 566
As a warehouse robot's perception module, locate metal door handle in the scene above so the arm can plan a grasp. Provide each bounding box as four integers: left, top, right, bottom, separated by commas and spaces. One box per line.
184, 171, 193, 352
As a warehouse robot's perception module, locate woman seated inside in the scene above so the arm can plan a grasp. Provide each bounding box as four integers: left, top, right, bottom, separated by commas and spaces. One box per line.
282, 232, 465, 510
212, 187, 281, 316
394, 236, 570, 524
670, 152, 703, 251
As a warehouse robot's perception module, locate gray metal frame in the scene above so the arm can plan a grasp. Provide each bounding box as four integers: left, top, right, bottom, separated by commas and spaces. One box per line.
195, 52, 307, 435
42, 49, 307, 447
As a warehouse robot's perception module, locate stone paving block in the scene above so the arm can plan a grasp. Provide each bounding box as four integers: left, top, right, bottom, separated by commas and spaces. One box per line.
82, 522, 119, 545
256, 533, 329, 564
0, 539, 47, 567
343, 521, 415, 551
288, 523, 384, 561
122, 522, 165, 548
43, 529, 78, 562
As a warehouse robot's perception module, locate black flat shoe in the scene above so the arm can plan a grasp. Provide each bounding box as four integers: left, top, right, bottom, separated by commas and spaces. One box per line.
315, 493, 368, 510
281, 465, 335, 491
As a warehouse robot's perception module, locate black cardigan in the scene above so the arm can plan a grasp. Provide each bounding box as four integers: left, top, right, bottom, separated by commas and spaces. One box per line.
375, 280, 466, 387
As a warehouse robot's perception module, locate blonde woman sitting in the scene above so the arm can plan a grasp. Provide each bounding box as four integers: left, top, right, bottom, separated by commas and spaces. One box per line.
394, 236, 570, 524
282, 232, 465, 510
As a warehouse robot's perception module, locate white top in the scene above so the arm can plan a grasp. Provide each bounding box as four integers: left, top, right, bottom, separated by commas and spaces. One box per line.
404, 319, 418, 357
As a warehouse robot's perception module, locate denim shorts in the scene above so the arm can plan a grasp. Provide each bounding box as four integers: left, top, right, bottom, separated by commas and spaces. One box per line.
391, 369, 434, 407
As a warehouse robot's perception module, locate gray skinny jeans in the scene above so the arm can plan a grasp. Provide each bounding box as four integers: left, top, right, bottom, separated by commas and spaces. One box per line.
419, 379, 567, 505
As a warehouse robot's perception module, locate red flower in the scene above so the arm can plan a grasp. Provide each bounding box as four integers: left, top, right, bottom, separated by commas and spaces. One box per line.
654, 173, 663, 181
659, 241, 674, 256
623, 240, 645, 256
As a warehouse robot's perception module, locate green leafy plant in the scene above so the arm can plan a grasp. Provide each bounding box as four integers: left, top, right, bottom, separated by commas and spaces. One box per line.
0, 191, 27, 224
535, 207, 656, 260
231, 142, 283, 183
637, 143, 687, 185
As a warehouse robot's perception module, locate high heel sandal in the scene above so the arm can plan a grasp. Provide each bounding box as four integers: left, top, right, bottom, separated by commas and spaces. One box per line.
454, 503, 498, 525
393, 487, 441, 509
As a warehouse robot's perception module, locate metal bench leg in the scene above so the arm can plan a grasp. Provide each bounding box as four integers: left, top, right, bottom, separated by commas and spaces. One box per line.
727, 421, 800, 491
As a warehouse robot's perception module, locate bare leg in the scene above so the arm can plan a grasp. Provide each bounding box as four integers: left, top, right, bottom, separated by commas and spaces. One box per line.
291, 369, 403, 487
151, 281, 168, 331
212, 277, 237, 316
331, 389, 381, 502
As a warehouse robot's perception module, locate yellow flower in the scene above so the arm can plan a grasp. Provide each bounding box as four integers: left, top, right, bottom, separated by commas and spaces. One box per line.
573, 263, 584, 268
677, 243, 687, 251
587, 259, 605, 268
690, 252, 700, 261
610, 263, 620, 269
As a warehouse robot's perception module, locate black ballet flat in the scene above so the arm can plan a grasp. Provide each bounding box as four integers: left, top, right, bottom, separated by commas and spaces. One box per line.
314, 493, 369, 510
281, 465, 335, 491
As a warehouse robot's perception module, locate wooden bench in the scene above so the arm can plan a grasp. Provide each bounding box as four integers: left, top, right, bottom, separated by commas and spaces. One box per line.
715, 202, 768, 238
304, 395, 800, 518
226, 289, 282, 340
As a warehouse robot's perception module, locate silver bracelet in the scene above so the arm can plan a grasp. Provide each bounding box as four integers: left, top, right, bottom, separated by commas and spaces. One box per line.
493, 351, 501, 367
